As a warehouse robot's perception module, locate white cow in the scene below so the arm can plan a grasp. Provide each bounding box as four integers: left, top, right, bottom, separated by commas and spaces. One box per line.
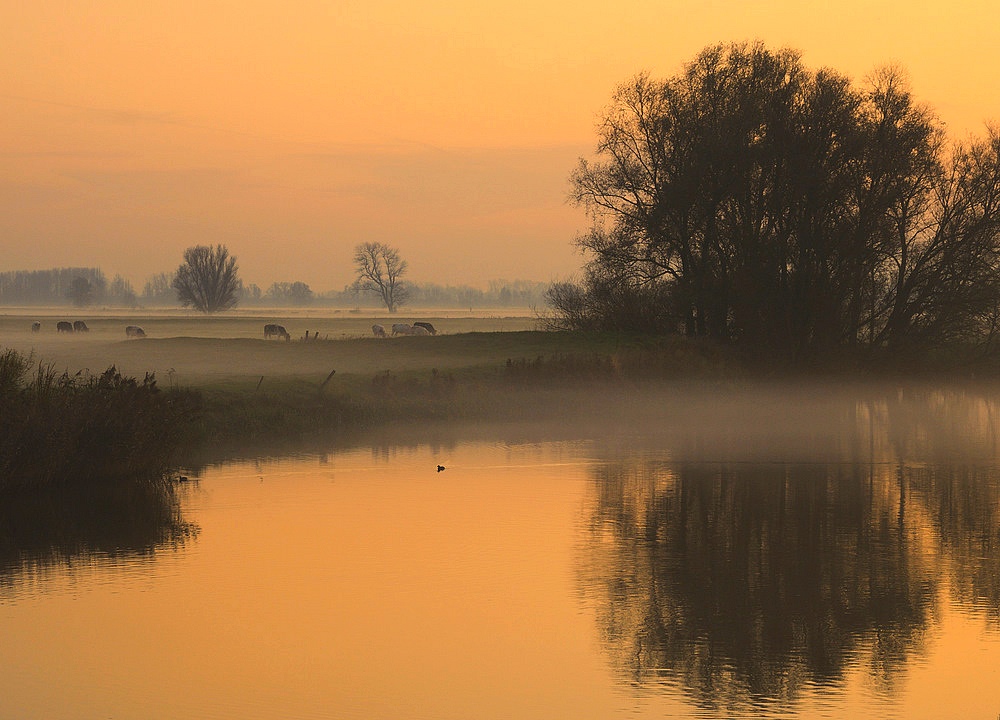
372, 324, 387, 337
391, 323, 430, 336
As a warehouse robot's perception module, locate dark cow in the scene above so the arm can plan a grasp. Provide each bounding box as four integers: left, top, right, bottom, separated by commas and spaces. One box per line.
31, 322, 41, 332
413, 321, 437, 335
125, 325, 146, 338
73, 320, 89, 332
264, 323, 290, 341
56, 321, 73, 333
372, 324, 387, 338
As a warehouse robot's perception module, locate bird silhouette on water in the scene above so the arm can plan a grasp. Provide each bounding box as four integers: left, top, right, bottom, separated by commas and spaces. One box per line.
437, 465, 445, 472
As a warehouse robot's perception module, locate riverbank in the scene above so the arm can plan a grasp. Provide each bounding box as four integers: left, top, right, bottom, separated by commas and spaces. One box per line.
176, 335, 1000, 466
173, 332, 740, 453
0, 331, 735, 485
5, 324, 1000, 478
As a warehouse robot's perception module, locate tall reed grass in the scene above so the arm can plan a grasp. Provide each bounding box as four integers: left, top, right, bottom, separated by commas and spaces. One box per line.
0, 348, 198, 494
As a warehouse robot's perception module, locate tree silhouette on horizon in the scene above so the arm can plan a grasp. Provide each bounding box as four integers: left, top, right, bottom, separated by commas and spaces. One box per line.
172, 244, 241, 313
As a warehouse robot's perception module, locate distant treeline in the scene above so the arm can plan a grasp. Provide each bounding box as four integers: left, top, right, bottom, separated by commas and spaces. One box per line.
0, 268, 551, 309
0, 268, 138, 307
312, 279, 551, 309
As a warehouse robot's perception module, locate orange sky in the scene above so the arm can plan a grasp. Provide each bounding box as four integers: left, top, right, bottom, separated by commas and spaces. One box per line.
3, 0, 999, 293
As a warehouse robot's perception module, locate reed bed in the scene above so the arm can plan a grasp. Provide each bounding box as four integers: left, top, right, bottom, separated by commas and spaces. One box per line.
0, 348, 198, 494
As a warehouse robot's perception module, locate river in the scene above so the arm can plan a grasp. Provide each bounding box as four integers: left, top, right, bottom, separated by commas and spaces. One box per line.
2, 384, 1000, 718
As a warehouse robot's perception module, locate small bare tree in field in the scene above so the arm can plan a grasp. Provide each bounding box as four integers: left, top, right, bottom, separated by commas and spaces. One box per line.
353, 242, 409, 313
172, 244, 241, 313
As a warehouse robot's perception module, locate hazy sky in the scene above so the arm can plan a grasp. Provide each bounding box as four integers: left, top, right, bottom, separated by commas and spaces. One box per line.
3, 0, 999, 293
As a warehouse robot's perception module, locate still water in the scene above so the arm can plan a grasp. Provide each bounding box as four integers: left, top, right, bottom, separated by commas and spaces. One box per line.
3, 385, 1000, 719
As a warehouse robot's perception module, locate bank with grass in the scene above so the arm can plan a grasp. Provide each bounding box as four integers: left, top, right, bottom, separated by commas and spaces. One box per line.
178, 331, 744, 448
0, 334, 726, 486
5, 327, 997, 482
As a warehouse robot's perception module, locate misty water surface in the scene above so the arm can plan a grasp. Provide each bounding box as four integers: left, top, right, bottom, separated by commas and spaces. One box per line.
2, 384, 1000, 719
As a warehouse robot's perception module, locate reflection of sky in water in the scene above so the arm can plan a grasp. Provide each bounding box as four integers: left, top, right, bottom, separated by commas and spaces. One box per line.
3, 386, 1000, 719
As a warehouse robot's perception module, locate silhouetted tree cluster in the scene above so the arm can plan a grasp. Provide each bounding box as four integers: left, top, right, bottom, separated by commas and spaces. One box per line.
67, 275, 102, 307
265, 281, 313, 305
172, 244, 241, 313
551, 42, 1000, 358
0, 268, 100, 305
107, 274, 138, 307
240, 283, 263, 305
141, 272, 176, 305
314, 279, 548, 308
405, 279, 550, 308
0, 268, 140, 307
1, 260, 547, 310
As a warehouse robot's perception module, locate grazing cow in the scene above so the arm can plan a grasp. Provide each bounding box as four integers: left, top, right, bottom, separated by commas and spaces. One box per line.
125, 325, 146, 338
31, 322, 41, 332
413, 321, 437, 335
372, 324, 387, 338
73, 320, 89, 332
264, 323, 290, 341
392, 323, 430, 336
56, 321, 73, 333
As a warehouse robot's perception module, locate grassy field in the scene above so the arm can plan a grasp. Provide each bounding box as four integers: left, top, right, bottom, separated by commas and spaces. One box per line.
0, 307, 743, 459
8, 306, 998, 475
0, 309, 547, 388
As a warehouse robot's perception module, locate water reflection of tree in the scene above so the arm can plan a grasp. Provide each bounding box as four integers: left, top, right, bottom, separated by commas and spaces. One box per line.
578, 459, 938, 711
907, 465, 1000, 619
0, 481, 197, 587
879, 386, 1000, 618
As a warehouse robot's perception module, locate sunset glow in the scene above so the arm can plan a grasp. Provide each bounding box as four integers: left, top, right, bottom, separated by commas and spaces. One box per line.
3, 0, 999, 291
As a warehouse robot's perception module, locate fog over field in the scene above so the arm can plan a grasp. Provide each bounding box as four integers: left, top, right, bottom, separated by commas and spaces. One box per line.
0, 309, 539, 383
4, 308, 997, 471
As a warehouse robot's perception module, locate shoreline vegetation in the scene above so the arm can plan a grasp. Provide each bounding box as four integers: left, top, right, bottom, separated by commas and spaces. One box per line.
184, 338, 1000, 467
0, 331, 728, 488
0, 348, 196, 494
0, 347, 197, 570
4, 329, 1000, 492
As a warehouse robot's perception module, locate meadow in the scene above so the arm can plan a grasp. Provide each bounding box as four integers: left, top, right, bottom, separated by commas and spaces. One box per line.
0, 308, 543, 386
0, 308, 738, 461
